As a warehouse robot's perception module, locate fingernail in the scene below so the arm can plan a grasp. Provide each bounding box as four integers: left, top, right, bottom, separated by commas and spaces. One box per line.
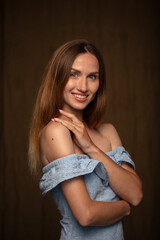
51, 118, 55, 122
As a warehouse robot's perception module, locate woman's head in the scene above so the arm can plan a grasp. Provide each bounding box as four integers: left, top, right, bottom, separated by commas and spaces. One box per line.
63, 52, 100, 113
40, 39, 106, 127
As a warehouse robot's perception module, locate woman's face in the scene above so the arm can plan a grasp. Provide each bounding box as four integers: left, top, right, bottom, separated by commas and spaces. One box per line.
63, 52, 99, 112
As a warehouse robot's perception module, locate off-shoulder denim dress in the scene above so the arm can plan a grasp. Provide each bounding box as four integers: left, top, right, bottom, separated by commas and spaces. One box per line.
40, 146, 135, 240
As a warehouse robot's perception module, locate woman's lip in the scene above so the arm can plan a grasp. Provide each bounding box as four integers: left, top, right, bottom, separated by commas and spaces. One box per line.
72, 93, 88, 102
72, 93, 88, 96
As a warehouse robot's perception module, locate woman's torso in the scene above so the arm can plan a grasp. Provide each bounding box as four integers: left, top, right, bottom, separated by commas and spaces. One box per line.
40, 122, 124, 239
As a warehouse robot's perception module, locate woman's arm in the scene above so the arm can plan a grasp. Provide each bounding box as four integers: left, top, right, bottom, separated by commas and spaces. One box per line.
61, 176, 130, 227
53, 110, 143, 206
88, 145, 142, 206
88, 123, 143, 206
40, 121, 130, 227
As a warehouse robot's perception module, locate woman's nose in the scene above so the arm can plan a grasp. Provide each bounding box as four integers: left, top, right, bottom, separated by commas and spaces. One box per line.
77, 77, 88, 92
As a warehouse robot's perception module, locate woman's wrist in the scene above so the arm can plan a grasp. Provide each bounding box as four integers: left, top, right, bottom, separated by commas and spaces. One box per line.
85, 143, 100, 156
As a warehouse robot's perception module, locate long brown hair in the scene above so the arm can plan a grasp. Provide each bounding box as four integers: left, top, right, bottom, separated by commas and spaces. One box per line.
28, 39, 107, 175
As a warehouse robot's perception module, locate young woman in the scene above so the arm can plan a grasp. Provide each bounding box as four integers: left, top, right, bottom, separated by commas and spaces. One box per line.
29, 39, 143, 240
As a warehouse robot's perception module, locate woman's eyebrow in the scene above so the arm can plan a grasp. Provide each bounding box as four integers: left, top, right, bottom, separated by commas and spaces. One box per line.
71, 68, 99, 75
71, 68, 81, 73
89, 72, 99, 75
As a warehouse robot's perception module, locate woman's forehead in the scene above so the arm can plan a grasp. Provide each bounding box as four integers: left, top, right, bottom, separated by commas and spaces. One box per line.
71, 53, 99, 72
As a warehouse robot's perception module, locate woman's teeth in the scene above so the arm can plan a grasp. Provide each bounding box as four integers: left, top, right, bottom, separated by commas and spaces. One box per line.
74, 94, 87, 99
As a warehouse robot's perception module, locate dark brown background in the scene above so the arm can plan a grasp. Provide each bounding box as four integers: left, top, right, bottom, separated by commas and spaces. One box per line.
0, 0, 159, 239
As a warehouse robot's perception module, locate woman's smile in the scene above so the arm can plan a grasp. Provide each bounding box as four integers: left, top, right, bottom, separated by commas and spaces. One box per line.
72, 93, 88, 102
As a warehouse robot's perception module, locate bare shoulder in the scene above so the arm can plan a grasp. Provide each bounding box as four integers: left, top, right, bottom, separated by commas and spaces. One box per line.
40, 121, 74, 163
97, 123, 122, 150
41, 120, 70, 141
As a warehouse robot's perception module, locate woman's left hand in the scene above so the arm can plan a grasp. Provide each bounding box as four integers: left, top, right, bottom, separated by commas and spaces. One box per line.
52, 109, 95, 154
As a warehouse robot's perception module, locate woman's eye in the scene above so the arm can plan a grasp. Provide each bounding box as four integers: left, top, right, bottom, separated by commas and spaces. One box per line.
89, 75, 96, 80
70, 72, 78, 78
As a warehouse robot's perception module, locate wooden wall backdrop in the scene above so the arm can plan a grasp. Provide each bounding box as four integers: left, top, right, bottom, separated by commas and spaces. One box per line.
0, 0, 159, 239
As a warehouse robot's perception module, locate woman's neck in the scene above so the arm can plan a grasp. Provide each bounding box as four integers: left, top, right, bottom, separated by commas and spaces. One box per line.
61, 106, 83, 121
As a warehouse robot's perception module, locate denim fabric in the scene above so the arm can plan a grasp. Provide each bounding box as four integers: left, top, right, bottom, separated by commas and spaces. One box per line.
40, 146, 135, 240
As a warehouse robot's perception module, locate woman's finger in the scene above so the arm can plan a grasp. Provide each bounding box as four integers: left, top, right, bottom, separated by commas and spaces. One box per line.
59, 109, 80, 123
52, 117, 93, 153
53, 118, 81, 135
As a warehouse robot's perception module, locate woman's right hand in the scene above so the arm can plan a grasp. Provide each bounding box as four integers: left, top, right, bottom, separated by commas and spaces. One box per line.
53, 109, 96, 154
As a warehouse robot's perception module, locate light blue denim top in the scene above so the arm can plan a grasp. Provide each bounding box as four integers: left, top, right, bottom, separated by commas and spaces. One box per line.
40, 146, 135, 240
